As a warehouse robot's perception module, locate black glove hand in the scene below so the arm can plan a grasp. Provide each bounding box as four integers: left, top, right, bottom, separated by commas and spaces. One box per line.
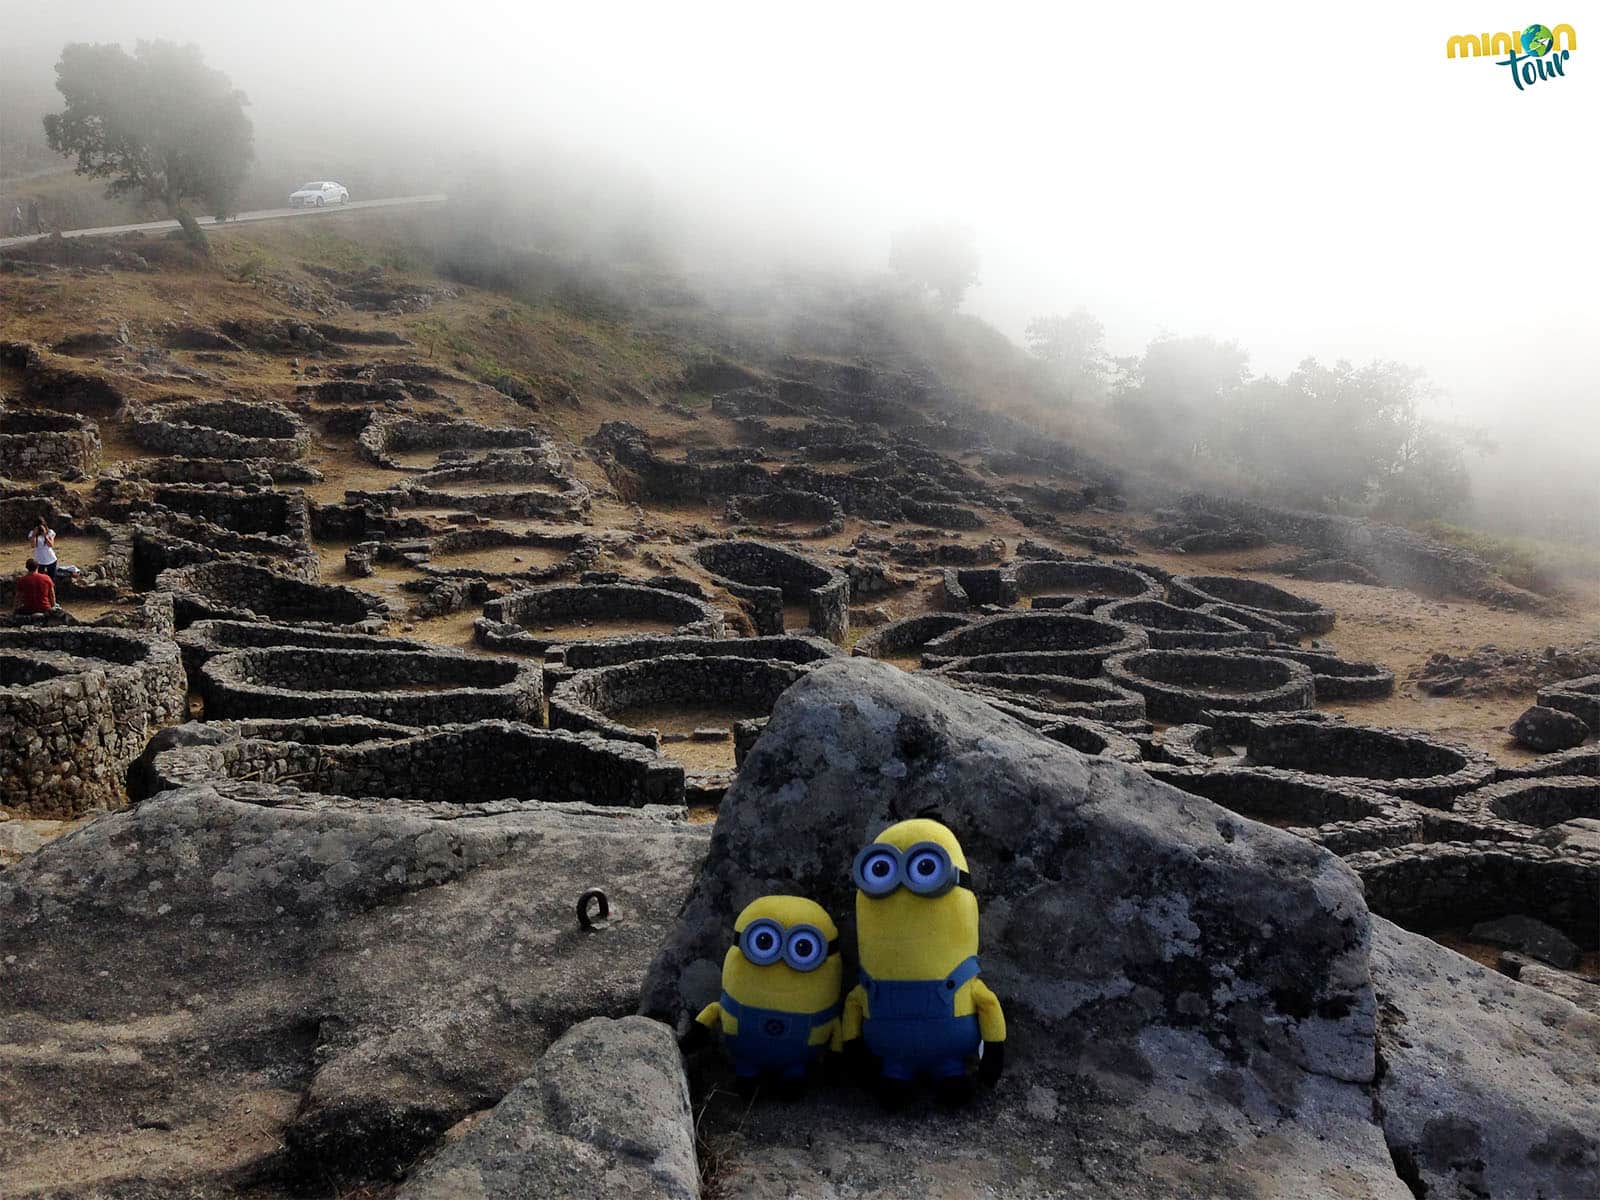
978, 1040, 1005, 1086
841, 1036, 877, 1086
678, 1017, 712, 1053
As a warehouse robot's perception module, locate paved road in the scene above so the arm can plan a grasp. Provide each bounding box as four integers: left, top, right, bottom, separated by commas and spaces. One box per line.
0, 193, 447, 249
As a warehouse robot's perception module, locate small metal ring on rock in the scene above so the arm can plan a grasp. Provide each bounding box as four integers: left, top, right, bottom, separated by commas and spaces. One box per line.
577, 888, 610, 931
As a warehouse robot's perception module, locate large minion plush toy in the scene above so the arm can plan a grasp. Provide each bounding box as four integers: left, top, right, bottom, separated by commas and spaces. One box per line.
695, 895, 843, 1087
843, 817, 1006, 1102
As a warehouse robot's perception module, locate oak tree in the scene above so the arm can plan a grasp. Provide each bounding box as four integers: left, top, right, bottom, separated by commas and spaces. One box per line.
43, 40, 253, 254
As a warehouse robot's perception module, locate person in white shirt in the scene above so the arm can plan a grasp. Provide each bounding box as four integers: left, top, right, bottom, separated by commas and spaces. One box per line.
27, 519, 58, 581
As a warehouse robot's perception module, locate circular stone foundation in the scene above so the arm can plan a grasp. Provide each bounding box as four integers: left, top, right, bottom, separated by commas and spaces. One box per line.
417, 527, 599, 583
1236, 647, 1395, 700
921, 612, 1146, 672
0, 407, 101, 477
354, 449, 591, 520
477, 582, 725, 654
130, 398, 310, 461
1148, 765, 1423, 855
693, 540, 850, 643
0, 627, 187, 817
544, 633, 841, 689
199, 645, 543, 724
1346, 841, 1598, 954
176, 619, 434, 676
1495, 746, 1599, 781
1237, 717, 1497, 807
549, 655, 806, 750
1196, 602, 1301, 641
1097, 600, 1262, 651
0, 651, 73, 688
1103, 649, 1314, 723
147, 719, 686, 809
726, 490, 845, 539
1454, 777, 1600, 837
1037, 717, 1145, 762
157, 558, 392, 632
358, 416, 545, 471
941, 567, 1017, 611
850, 613, 974, 669
942, 671, 1146, 723
1168, 575, 1335, 636
1013, 560, 1161, 610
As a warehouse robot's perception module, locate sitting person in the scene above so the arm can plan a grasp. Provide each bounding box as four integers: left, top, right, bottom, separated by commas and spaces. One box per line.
14, 558, 57, 615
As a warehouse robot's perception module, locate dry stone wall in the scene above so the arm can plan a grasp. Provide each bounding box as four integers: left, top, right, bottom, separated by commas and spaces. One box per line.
549, 655, 807, 749
0, 407, 101, 478
129, 398, 310, 461
147, 719, 685, 808
478, 582, 724, 654
0, 627, 186, 816
692, 539, 850, 643
157, 559, 392, 632
1168, 574, 1337, 636
1104, 649, 1316, 723
358, 415, 545, 470
199, 645, 542, 724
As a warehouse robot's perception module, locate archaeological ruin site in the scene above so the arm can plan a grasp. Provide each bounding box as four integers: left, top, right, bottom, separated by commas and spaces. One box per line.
0, 214, 1595, 1200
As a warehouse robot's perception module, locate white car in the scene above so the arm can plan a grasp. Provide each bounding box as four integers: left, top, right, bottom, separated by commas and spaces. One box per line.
288, 181, 350, 208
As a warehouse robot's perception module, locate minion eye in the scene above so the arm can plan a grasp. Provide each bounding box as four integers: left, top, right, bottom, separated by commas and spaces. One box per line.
903, 843, 956, 896
852, 844, 902, 897
740, 918, 784, 966
783, 924, 828, 972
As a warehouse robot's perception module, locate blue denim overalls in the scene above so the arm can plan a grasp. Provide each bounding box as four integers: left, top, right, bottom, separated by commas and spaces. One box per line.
720, 993, 840, 1079
860, 955, 982, 1080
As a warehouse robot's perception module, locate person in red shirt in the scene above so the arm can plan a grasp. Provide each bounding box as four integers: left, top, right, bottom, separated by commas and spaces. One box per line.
14, 558, 56, 614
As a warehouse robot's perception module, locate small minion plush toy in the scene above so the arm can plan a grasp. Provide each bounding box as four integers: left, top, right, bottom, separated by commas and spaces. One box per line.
695, 895, 843, 1086
843, 816, 1005, 1103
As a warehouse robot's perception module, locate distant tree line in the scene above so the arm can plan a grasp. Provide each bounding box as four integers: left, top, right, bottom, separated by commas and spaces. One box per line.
1025, 316, 1474, 519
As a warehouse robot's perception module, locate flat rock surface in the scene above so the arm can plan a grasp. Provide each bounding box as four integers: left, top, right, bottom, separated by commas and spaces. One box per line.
0, 785, 709, 1197
395, 1015, 697, 1200
645, 658, 1407, 1199
1370, 917, 1600, 1200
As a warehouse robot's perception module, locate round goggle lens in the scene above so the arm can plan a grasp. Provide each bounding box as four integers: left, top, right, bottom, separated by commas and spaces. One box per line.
782, 923, 829, 972
852, 844, 902, 896
902, 842, 957, 896
739, 918, 785, 966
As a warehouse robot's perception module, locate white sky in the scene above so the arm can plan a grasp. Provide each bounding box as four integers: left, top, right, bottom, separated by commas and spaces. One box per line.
4, 1, 1596, 442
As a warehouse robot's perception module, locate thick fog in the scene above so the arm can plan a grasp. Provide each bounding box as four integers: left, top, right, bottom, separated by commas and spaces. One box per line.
3, 0, 1596, 530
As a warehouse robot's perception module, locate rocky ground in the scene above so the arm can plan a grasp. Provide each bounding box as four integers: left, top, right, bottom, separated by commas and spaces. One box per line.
1, 214, 1596, 1198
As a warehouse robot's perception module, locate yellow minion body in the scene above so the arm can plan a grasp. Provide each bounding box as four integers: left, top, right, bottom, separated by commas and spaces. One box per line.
695, 895, 843, 1079
843, 818, 1005, 1081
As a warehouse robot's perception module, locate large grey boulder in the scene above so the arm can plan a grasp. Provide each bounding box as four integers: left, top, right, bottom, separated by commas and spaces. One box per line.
0, 784, 709, 1197
1370, 917, 1600, 1199
643, 658, 1405, 1198
395, 1016, 698, 1200
1511, 704, 1591, 753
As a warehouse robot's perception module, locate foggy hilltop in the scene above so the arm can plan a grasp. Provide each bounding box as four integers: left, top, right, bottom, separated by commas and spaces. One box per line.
3, 0, 1597, 547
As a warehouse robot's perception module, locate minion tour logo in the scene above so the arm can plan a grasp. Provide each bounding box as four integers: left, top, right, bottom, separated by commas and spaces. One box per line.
1447, 23, 1577, 90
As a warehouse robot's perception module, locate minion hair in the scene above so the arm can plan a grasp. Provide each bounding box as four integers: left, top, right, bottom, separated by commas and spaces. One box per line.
915, 804, 946, 823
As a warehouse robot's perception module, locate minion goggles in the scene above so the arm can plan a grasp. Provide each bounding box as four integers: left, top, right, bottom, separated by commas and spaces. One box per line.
852, 841, 972, 899
739, 919, 837, 972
